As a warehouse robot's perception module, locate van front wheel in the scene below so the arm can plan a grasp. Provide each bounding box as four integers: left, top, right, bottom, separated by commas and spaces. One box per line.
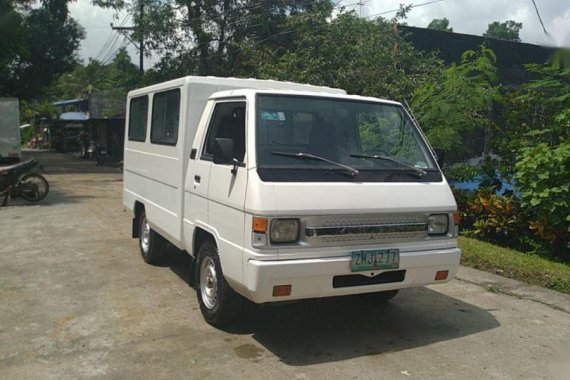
138, 211, 166, 264
196, 240, 241, 327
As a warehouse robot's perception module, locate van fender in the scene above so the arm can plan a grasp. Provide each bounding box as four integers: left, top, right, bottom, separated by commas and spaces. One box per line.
192, 221, 244, 286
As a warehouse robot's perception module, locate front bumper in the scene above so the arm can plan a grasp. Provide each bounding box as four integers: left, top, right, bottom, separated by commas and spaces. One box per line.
241, 247, 461, 303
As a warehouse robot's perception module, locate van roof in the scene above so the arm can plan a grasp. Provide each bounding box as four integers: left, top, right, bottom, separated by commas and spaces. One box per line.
210, 88, 402, 106
127, 76, 346, 98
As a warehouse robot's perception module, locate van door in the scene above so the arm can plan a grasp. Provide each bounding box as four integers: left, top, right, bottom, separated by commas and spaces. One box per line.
201, 100, 248, 283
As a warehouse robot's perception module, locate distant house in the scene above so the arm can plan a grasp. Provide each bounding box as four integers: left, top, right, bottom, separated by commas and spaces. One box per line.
52, 91, 126, 160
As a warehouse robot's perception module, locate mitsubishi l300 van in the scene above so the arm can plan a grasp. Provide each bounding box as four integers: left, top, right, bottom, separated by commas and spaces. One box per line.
123, 77, 461, 327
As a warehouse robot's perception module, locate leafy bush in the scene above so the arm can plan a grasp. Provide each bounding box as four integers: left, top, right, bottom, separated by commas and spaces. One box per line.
452, 188, 541, 253
469, 193, 523, 240
515, 142, 570, 257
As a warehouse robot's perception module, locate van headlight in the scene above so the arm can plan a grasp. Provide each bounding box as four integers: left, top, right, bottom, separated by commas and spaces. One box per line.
428, 214, 449, 235
270, 219, 299, 243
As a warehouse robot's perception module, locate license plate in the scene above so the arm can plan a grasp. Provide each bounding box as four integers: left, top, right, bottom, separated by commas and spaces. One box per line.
351, 249, 400, 272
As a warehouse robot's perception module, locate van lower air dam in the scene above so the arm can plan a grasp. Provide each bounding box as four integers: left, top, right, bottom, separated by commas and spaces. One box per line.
122, 76, 461, 327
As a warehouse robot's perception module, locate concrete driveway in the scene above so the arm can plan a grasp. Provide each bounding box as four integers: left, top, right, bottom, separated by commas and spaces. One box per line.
1, 152, 569, 379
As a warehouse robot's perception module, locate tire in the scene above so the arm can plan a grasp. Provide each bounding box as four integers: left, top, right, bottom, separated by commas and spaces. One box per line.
19, 173, 49, 202
195, 239, 241, 327
138, 211, 167, 264
361, 289, 399, 303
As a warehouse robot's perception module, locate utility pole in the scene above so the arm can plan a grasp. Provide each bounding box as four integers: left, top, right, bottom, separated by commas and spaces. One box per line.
110, 2, 144, 72
357, 0, 368, 17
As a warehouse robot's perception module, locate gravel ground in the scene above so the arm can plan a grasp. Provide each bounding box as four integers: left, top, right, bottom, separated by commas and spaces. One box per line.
1, 151, 569, 380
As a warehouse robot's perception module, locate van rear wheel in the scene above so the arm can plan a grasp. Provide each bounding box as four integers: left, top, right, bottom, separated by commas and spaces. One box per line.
196, 239, 241, 327
138, 211, 166, 264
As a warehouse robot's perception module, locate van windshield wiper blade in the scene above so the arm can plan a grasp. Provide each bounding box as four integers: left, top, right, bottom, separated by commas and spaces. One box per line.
350, 153, 427, 178
271, 151, 359, 177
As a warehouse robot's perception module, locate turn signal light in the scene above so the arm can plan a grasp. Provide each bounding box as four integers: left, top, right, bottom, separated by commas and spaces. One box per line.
252, 217, 268, 233
272, 285, 292, 297
453, 211, 461, 225
435, 270, 449, 281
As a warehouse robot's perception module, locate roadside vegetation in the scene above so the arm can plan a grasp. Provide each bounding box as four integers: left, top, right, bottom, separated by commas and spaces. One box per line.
460, 237, 570, 295
1, 1, 568, 286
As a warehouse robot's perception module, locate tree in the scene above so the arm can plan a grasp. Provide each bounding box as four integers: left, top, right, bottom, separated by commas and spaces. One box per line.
93, 0, 331, 78
55, 48, 142, 99
0, 0, 85, 99
0, 0, 27, 95
483, 20, 522, 42
427, 18, 452, 32
497, 60, 570, 255
237, 10, 443, 102
412, 45, 498, 163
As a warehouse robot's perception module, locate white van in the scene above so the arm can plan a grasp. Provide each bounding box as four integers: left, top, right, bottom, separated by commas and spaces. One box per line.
123, 76, 461, 326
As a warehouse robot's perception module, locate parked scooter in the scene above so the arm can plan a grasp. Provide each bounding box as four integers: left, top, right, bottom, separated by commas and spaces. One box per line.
87, 143, 109, 166
0, 159, 49, 206
94, 144, 109, 166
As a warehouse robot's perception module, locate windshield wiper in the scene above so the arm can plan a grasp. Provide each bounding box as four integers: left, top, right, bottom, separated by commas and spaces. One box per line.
271, 151, 359, 177
350, 153, 427, 178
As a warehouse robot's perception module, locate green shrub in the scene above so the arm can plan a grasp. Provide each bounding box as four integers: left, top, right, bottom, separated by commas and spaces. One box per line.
515, 142, 570, 257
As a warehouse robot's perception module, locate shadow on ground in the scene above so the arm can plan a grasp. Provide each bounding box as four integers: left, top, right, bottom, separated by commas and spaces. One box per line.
1, 187, 96, 208
161, 249, 500, 366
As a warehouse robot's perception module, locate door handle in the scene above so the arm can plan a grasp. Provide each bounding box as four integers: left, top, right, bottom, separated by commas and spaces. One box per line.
194, 175, 201, 183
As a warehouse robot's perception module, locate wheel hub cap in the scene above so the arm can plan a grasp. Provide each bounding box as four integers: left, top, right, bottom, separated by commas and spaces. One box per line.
200, 258, 218, 309
141, 219, 150, 253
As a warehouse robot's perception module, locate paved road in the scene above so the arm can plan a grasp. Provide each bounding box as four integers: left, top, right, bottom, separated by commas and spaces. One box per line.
1, 152, 569, 379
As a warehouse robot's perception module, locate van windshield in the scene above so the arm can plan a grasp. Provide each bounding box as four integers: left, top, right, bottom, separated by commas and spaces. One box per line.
256, 95, 439, 182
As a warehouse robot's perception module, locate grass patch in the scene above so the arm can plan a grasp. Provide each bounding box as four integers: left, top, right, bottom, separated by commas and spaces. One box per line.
459, 236, 570, 295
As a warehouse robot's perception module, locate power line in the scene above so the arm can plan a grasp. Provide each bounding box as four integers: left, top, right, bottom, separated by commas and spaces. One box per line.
530, 0, 551, 38
254, 0, 445, 44
94, 13, 131, 62
364, 0, 444, 19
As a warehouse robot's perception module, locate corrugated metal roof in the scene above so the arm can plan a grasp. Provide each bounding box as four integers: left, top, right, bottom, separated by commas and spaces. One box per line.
59, 112, 89, 121
53, 99, 87, 107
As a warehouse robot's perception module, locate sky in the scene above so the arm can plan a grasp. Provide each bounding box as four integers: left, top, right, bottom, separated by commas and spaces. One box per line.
69, 0, 570, 67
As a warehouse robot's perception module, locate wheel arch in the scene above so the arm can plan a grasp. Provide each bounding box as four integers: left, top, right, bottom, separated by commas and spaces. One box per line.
193, 227, 216, 258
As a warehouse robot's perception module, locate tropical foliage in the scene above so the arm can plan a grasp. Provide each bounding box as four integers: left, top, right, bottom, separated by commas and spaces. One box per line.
483, 20, 523, 42
0, 0, 85, 99
412, 45, 498, 162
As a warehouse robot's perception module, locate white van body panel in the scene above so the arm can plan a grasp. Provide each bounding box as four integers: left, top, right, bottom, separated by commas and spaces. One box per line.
243, 172, 456, 216
0, 98, 21, 164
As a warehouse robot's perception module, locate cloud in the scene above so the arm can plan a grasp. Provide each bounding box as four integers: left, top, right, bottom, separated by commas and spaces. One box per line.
348, 0, 569, 47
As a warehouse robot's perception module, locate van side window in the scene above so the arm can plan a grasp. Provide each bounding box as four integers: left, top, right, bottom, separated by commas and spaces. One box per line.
128, 95, 148, 142
151, 89, 181, 145
202, 101, 246, 162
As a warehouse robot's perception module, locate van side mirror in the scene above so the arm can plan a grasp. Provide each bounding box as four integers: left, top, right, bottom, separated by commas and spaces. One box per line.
213, 138, 234, 165
433, 147, 445, 167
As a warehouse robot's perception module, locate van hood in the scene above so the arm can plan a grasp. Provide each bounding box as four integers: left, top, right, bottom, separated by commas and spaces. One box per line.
246, 177, 457, 216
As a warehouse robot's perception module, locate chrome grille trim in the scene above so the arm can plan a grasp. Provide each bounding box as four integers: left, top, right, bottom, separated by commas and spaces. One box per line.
305, 222, 427, 238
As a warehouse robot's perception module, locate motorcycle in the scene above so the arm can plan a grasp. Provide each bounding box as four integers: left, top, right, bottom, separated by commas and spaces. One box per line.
87, 143, 109, 166
0, 159, 49, 206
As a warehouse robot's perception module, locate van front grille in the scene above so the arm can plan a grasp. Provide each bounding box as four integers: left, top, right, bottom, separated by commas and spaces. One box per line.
304, 216, 428, 243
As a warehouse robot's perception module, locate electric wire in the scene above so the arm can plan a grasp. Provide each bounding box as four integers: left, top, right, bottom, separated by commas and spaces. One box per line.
530, 0, 551, 38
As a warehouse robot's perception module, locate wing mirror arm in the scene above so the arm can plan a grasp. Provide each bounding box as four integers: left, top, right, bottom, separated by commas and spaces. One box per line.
213, 138, 244, 175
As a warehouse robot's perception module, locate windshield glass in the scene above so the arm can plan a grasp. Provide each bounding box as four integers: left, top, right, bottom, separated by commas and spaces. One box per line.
256, 95, 437, 175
